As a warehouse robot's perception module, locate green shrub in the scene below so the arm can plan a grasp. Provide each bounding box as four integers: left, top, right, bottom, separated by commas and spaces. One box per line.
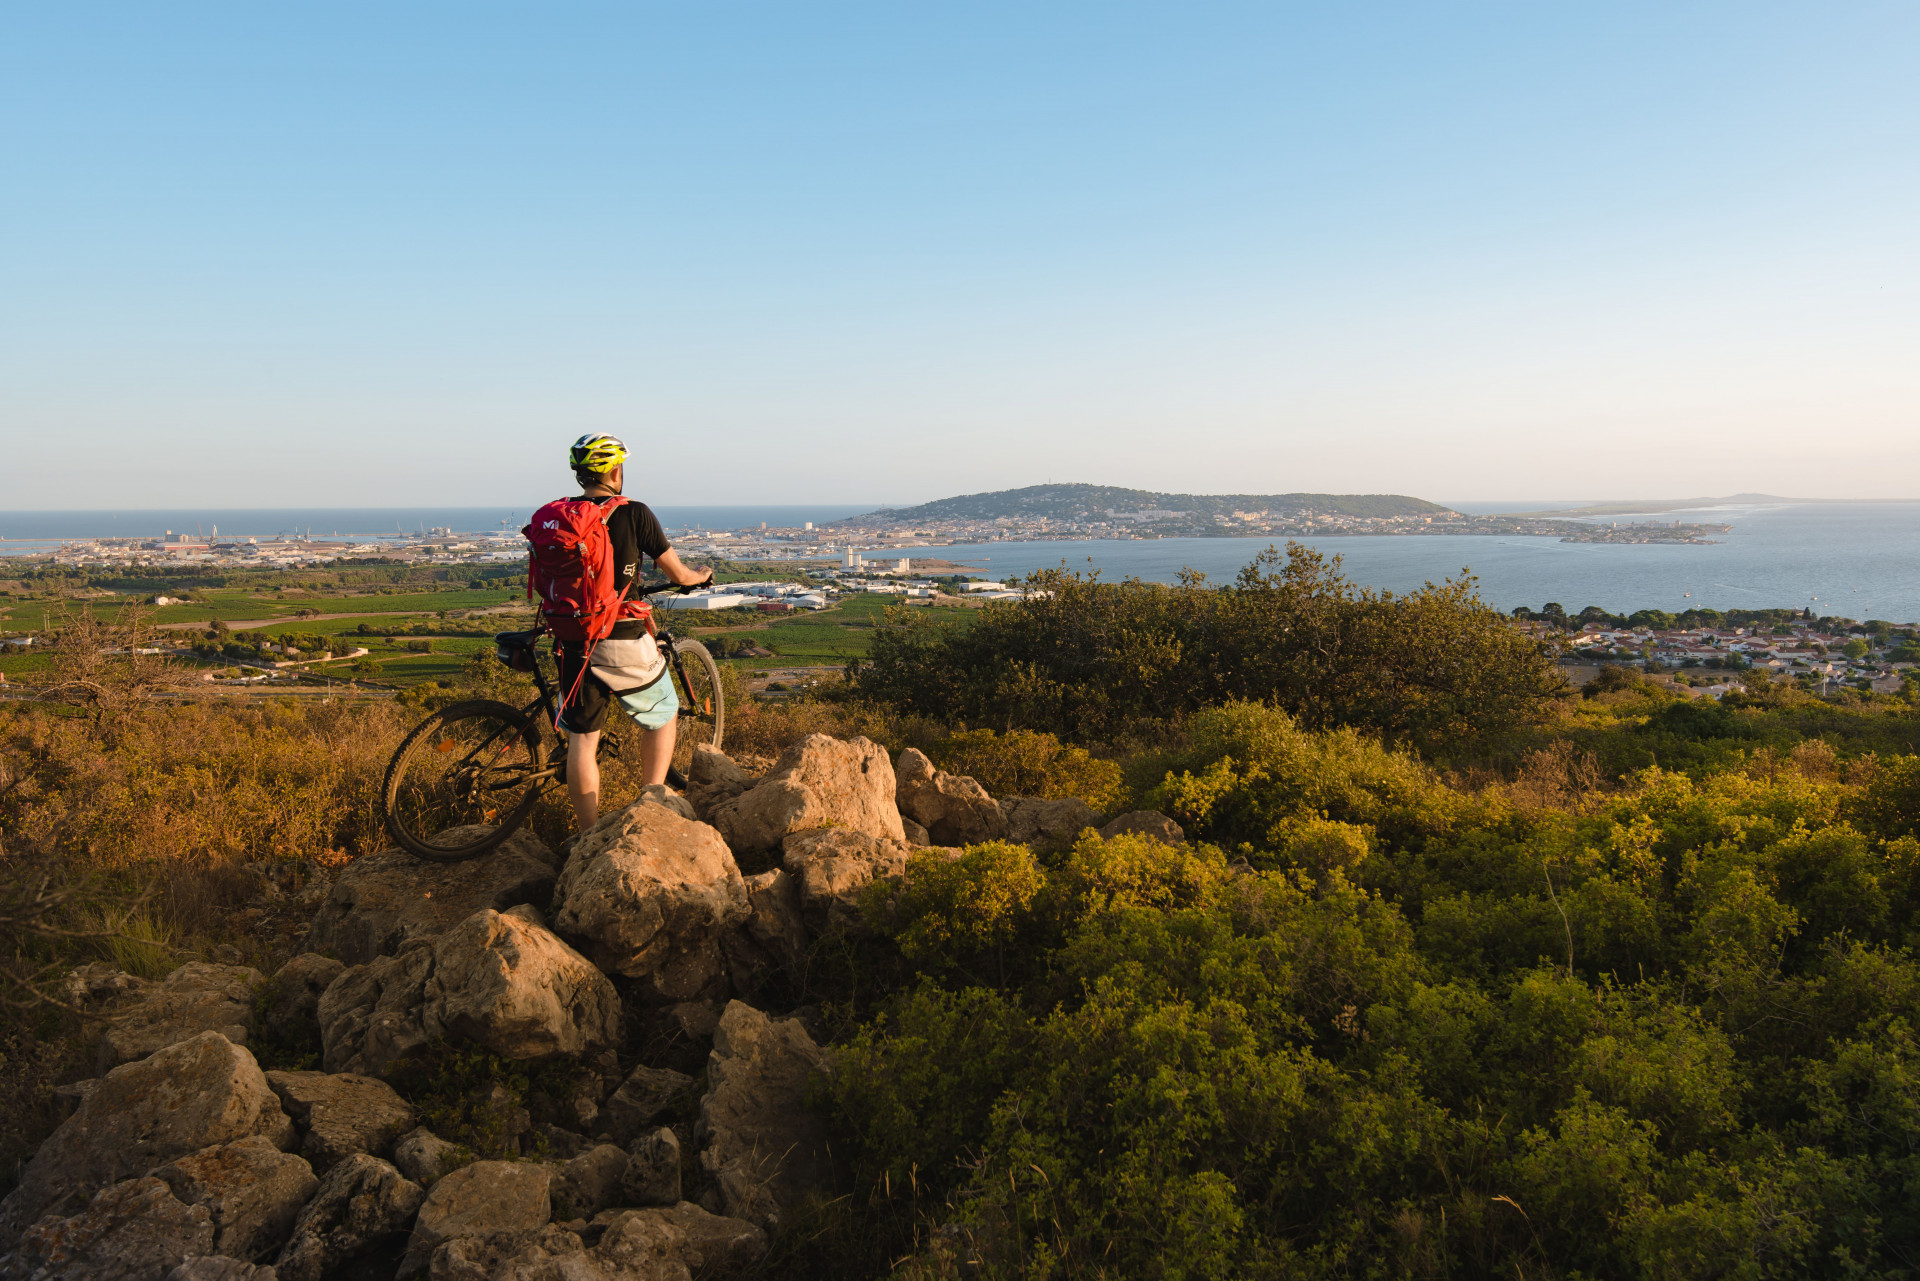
928, 727, 1127, 814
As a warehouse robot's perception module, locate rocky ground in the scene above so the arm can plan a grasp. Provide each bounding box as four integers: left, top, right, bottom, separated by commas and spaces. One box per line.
0, 734, 1174, 1281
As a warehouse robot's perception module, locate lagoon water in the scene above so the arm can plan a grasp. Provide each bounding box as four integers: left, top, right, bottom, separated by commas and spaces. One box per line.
941, 501, 1920, 623
3, 500, 1916, 622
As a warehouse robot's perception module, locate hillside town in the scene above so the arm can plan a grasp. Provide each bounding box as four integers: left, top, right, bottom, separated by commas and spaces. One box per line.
1547, 616, 1920, 697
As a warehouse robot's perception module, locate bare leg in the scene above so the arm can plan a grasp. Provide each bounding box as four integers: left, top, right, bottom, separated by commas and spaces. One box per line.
566, 729, 601, 830
638, 718, 677, 787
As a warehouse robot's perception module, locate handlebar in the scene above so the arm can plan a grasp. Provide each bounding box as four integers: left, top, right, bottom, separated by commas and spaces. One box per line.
635, 573, 717, 598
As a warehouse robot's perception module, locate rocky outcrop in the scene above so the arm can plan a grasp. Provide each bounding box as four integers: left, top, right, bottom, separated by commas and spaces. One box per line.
1, 1177, 214, 1281
101, 963, 265, 1069
0, 1032, 293, 1245
153, 1137, 317, 1263
895, 749, 1007, 846
431, 1204, 762, 1281
551, 801, 748, 1003
900, 816, 932, 846
1001, 795, 1102, 850
723, 870, 810, 993
317, 908, 620, 1076
259, 956, 343, 1046
698, 1001, 833, 1227
1099, 810, 1186, 843
708, 736, 905, 854
398, 1160, 551, 1278
265, 1071, 416, 1171
599, 1067, 696, 1147
781, 828, 909, 928
272, 1155, 423, 1281
305, 830, 559, 966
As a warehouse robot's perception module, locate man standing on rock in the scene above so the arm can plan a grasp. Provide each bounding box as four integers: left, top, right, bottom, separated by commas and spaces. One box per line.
543, 434, 712, 831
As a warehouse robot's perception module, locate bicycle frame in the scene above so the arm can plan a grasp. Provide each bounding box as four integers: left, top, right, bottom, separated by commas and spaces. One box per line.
494, 580, 707, 781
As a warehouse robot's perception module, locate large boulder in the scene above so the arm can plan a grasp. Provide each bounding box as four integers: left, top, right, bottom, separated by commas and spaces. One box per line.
621, 1129, 680, 1208
1, 1177, 213, 1281
259, 956, 343, 1046
780, 829, 909, 928
552, 1145, 628, 1219
895, 749, 1007, 847
598, 1067, 696, 1147
272, 1154, 423, 1281
598, 1204, 765, 1275
398, 1160, 551, 1278
305, 830, 559, 966
708, 736, 905, 855
317, 908, 620, 1076
1099, 810, 1186, 844
266, 1071, 417, 1171
0, 1032, 294, 1245
1000, 796, 1102, 852
551, 800, 748, 1003
153, 1137, 317, 1263
698, 1001, 833, 1227
684, 745, 755, 821
101, 963, 265, 1069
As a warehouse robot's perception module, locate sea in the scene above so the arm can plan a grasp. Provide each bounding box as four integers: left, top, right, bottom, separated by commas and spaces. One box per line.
4, 500, 1918, 623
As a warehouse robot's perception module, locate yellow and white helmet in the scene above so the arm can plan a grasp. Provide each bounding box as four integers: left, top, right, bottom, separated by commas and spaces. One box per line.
569, 433, 628, 473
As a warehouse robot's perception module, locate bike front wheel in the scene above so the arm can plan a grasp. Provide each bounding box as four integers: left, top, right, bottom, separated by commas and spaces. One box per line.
670, 638, 724, 775
383, 699, 549, 862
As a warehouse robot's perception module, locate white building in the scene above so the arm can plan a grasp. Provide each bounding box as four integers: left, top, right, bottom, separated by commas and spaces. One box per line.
658, 592, 754, 610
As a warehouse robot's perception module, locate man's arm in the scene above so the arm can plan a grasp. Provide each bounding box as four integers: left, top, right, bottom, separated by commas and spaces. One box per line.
654, 547, 713, 588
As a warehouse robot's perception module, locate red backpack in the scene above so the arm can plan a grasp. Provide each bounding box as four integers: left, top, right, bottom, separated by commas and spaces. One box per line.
523, 496, 633, 644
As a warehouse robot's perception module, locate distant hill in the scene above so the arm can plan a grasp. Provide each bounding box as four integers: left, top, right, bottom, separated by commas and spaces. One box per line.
841, 484, 1453, 525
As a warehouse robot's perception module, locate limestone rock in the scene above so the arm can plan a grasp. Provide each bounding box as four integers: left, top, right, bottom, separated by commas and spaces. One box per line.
551, 1145, 628, 1220
895, 749, 1006, 847
685, 745, 755, 821
167, 1258, 279, 1280
632, 785, 697, 821
3, 1177, 213, 1281
318, 909, 620, 1076
551, 801, 747, 1003
266, 1071, 417, 1171
1000, 796, 1101, 852
708, 735, 905, 854
0, 1032, 294, 1245
599, 1203, 765, 1275
427, 1224, 587, 1281
900, 816, 932, 846
621, 1129, 680, 1208
698, 1001, 833, 1227
781, 828, 909, 928
272, 1154, 423, 1281
101, 963, 265, 1069
154, 1137, 317, 1263
723, 870, 808, 994
398, 1160, 551, 1278
1099, 810, 1186, 844
599, 1067, 695, 1147
65, 962, 148, 1006
260, 956, 343, 1046
392, 1129, 464, 1188
314, 942, 436, 1077
305, 830, 559, 966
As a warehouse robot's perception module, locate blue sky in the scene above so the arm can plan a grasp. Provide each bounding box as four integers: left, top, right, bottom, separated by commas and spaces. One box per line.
3, 3, 1916, 507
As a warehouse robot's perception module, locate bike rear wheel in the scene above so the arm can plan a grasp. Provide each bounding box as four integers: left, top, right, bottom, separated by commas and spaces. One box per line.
383, 699, 549, 862
670, 638, 724, 776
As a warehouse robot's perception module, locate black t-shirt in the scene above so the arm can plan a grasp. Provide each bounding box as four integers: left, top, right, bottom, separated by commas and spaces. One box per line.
604, 500, 670, 639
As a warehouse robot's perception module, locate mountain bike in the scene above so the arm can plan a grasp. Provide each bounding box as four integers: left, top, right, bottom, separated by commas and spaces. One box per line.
380, 581, 724, 861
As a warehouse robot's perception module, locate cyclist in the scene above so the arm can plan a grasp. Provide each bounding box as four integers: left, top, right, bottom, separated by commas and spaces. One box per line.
556, 433, 713, 830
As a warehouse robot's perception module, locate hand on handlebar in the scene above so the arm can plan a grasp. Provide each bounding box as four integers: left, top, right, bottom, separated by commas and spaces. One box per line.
676, 570, 716, 595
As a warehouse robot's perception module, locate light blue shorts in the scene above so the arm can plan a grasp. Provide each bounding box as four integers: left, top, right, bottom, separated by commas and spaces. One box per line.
617, 673, 680, 730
